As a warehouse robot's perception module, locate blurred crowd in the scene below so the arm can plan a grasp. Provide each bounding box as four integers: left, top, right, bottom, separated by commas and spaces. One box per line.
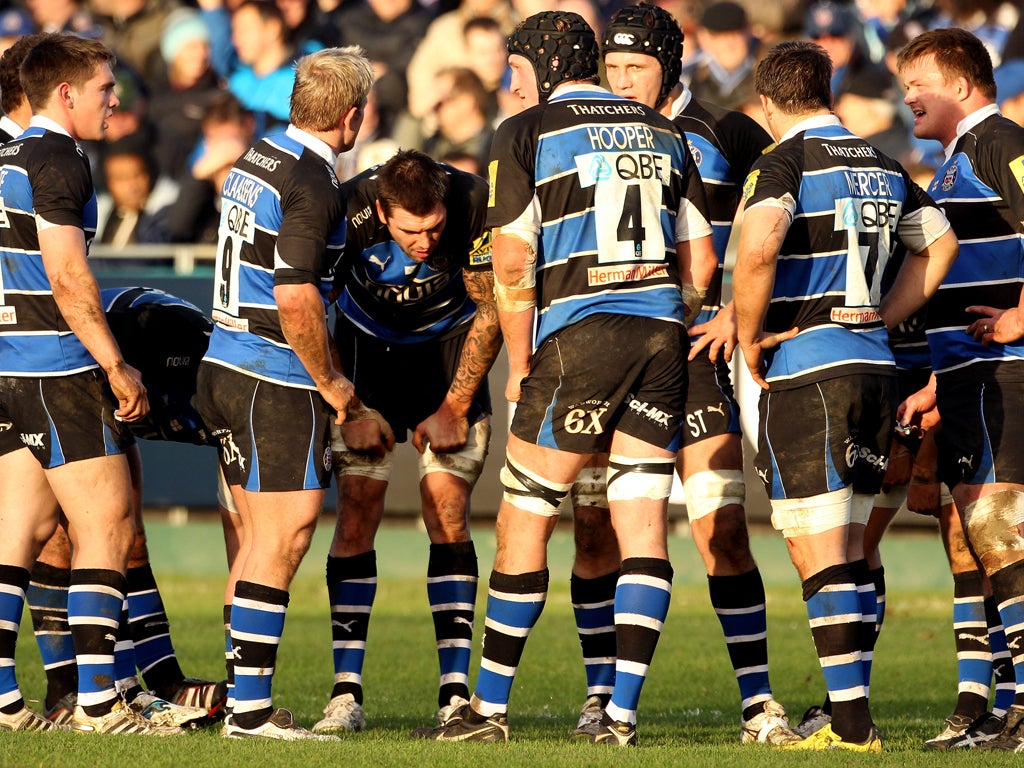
2, 0, 1023, 248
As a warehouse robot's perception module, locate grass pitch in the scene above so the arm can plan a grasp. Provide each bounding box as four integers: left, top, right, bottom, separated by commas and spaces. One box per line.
4, 518, 1010, 766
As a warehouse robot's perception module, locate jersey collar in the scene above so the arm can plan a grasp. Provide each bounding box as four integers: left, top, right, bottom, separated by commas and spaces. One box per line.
945, 103, 999, 160
666, 81, 692, 120
779, 114, 841, 144
29, 115, 72, 140
285, 124, 337, 167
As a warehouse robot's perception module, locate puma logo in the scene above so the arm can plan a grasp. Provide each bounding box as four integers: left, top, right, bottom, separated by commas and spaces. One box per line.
368, 254, 390, 270
333, 619, 357, 633
706, 402, 726, 417
453, 617, 473, 628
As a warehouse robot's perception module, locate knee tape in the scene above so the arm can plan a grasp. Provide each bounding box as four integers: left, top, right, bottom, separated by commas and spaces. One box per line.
873, 484, 908, 511
419, 418, 491, 484
500, 456, 572, 517
606, 454, 674, 502
572, 466, 608, 509
850, 493, 874, 526
770, 486, 852, 539
331, 421, 394, 482
963, 490, 1024, 570
682, 469, 745, 521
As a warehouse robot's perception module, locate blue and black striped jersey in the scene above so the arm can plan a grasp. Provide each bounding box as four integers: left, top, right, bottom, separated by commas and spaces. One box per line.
486, 84, 710, 347
0, 121, 98, 376
334, 163, 490, 344
204, 125, 347, 389
924, 110, 1024, 383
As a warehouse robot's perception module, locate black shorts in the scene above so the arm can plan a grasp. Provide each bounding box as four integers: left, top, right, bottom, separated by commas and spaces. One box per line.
511, 314, 687, 453
333, 314, 491, 441
0, 370, 133, 468
195, 363, 334, 492
681, 352, 740, 446
755, 374, 897, 500
935, 377, 1024, 488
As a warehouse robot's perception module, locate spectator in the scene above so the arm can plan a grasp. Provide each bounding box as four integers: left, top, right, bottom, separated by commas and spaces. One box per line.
149, 8, 225, 180
227, 0, 297, 136
996, 57, 1024, 127
463, 16, 508, 120
806, 0, 892, 106
834, 64, 916, 165
160, 92, 254, 243
90, 0, 180, 87
334, 87, 399, 181
336, 0, 432, 138
26, 0, 101, 36
689, 1, 761, 112
96, 138, 177, 247
275, 0, 338, 51
0, 8, 36, 55
423, 67, 494, 170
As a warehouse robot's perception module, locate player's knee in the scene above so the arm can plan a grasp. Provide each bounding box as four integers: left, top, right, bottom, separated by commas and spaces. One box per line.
573, 507, 616, 560
963, 490, 1024, 574
500, 456, 572, 516
606, 454, 674, 502
683, 469, 745, 522
770, 487, 852, 539
422, 494, 471, 544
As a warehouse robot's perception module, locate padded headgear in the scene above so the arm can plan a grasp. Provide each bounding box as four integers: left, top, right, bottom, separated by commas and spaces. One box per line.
602, 2, 684, 108
507, 10, 599, 103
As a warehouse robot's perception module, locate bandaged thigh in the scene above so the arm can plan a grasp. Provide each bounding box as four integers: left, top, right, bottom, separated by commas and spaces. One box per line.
500, 455, 572, 516
331, 421, 394, 482
606, 454, 675, 502
682, 469, 745, 521
963, 490, 1024, 575
419, 418, 491, 484
770, 486, 853, 539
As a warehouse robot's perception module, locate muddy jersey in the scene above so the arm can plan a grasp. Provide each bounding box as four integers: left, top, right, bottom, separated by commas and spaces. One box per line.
670, 90, 771, 325
741, 115, 940, 390
334, 164, 491, 344
924, 109, 1024, 383
204, 125, 346, 388
487, 84, 710, 347
0, 120, 98, 376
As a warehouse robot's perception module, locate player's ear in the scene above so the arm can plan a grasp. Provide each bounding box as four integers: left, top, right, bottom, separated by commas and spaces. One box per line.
375, 199, 387, 225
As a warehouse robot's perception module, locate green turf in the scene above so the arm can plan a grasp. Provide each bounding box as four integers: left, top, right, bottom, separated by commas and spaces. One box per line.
5, 520, 1011, 766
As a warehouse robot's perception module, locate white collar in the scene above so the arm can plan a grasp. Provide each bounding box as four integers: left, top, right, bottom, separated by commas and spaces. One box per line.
666, 82, 692, 120
944, 103, 1000, 160
0, 115, 22, 139
286, 124, 337, 167
778, 113, 842, 143
29, 115, 72, 138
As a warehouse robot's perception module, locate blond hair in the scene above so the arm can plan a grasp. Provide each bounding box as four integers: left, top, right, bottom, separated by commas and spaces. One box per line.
290, 46, 374, 132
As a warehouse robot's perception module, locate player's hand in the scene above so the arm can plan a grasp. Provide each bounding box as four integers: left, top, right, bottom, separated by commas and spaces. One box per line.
319, 373, 357, 427
107, 360, 148, 422
738, 327, 799, 390
897, 386, 939, 433
907, 480, 941, 517
688, 304, 737, 364
342, 407, 395, 457
881, 444, 913, 492
505, 366, 529, 403
966, 305, 1024, 345
412, 402, 468, 454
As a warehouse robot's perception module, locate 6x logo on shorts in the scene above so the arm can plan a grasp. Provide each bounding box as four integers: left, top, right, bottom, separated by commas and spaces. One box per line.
564, 400, 610, 435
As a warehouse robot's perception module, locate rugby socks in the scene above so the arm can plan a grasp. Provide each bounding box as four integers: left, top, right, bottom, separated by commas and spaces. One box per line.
571, 569, 618, 706
230, 580, 288, 729
950, 571, 990, 719
606, 558, 673, 726
708, 568, 772, 719
851, 559, 878, 694
127, 564, 185, 692
426, 541, 477, 707
0, 565, 29, 714
113, 599, 145, 700
27, 562, 77, 708
326, 551, 377, 704
223, 605, 234, 711
871, 566, 886, 632
989, 561, 1024, 707
802, 563, 872, 743
986, 596, 1015, 715
472, 569, 548, 717
69, 569, 126, 717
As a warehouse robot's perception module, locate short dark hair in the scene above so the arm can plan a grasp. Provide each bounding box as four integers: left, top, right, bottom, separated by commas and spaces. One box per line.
375, 149, 450, 217
20, 33, 116, 113
437, 67, 489, 116
897, 27, 996, 101
0, 32, 46, 116
754, 40, 832, 114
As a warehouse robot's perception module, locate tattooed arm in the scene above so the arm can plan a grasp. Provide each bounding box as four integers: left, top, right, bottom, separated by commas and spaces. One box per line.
411, 267, 503, 453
